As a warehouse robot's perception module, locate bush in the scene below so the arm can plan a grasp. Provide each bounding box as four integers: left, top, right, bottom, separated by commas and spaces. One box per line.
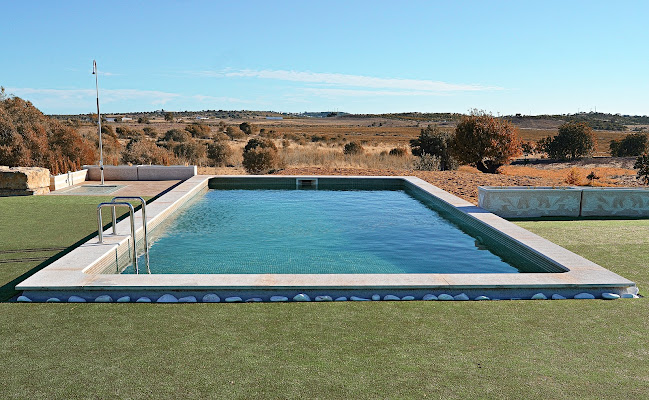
122, 139, 175, 165
343, 141, 363, 155
539, 122, 596, 161
225, 126, 245, 140
185, 123, 212, 139
410, 125, 457, 170
162, 128, 191, 143
451, 112, 521, 173
634, 154, 649, 184
173, 140, 206, 165
610, 133, 648, 157
239, 122, 257, 135
242, 138, 279, 174
207, 141, 233, 167
564, 168, 583, 185
388, 147, 409, 157
413, 154, 441, 171
137, 116, 150, 124
0, 90, 96, 174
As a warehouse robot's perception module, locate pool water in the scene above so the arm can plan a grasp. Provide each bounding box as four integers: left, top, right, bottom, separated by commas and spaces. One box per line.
124, 189, 523, 274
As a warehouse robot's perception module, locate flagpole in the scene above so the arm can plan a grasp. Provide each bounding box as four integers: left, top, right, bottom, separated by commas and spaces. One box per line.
93, 60, 104, 185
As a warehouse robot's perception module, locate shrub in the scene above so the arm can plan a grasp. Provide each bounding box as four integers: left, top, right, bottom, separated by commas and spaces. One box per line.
388, 147, 409, 157
164, 112, 174, 122
451, 111, 521, 173
142, 127, 158, 138
0, 90, 96, 174
185, 123, 212, 139
242, 138, 279, 174
173, 140, 206, 165
137, 116, 150, 124
565, 168, 583, 185
634, 154, 649, 184
413, 154, 441, 171
122, 139, 175, 165
162, 128, 191, 143
343, 141, 363, 155
239, 122, 257, 135
207, 141, 234, 167
225, 126, 245, 140
410, 125, 457, 170
540, 122, 596, 161
610, 133, 648, 157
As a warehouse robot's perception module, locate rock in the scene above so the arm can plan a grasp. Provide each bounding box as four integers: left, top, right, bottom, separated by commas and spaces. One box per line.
601, 293, 620, 300
474, 296, 490, 301
315, 295, 333, 302
453, 293, 469, 301
401, 296, 415, 301
95, 295, 113, 302
136, 297, 152, 302
438, 294, 454, 301
422, 294, 437, 301
116, 296, 131, 303
531, 293, 547, 300
350, 296, 370, 301
293, 293, 311, 302
157, 294, 178, 303
178, 296, 197, 303
16, 295, 31, 302
621, 293, 639, 299
202, 294, 220, 303
0, 166, 50, 195
68, 296, 86, 303
246, 298, 263, 302
334, 297, 348, 301
574, 293, 595, 300
383, 295, 401, 301
551, 294, 566, 300
270, 296, 288, 302
225, 297, 243, 303
46, 298, 61, 302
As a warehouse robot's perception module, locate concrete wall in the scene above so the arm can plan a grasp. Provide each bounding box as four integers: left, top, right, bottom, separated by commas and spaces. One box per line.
479, 186, 649, 218
83, 165, 196, 181
49, 169, 88, 191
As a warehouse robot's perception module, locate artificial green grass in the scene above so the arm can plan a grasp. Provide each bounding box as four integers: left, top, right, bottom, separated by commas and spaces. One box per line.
0, 196, 648, 399
0, 196, 149, 301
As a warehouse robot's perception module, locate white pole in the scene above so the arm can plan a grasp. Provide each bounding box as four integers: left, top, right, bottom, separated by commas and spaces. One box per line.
93, 60, 104, 185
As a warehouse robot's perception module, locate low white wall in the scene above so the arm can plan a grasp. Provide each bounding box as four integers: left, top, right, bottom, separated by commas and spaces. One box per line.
49, 169, 88, 191
581, 188, 649, 217
478, 186, 582, 218
83, 165, 196, 181
479, 186, 649, 218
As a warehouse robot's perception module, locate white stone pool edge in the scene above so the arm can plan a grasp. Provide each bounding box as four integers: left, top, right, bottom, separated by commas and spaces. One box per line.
16, 175, 638, 302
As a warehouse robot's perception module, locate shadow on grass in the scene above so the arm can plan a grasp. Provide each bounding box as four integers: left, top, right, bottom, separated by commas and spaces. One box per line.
0, 180, 184, 302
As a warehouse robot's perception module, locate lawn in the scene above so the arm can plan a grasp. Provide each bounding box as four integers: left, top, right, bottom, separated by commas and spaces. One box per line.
0, 196, 647, 399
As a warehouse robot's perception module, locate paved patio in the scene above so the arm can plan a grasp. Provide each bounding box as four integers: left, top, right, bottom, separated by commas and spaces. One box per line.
48, 180, 182, 197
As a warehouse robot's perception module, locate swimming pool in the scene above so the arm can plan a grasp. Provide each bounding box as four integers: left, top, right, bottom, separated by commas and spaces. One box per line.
124, 188, 556, 275
16, 175, 638, 302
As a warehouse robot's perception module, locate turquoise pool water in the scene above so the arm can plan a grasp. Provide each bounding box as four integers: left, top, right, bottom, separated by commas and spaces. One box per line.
124, 189, 527, 274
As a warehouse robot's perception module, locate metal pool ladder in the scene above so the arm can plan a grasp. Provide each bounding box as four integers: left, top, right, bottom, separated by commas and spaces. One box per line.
96, 196, 150, 274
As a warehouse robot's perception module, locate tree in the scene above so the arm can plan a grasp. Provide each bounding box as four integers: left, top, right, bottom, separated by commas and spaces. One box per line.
164, 112, 174, 122
207, 140, 233, 167
451, 111, 521, 173
610, 133, 647, 157
539, 122, 596, 161
410, 125, 457, 170
242, 138, 279, 174
225, 126, 245, 140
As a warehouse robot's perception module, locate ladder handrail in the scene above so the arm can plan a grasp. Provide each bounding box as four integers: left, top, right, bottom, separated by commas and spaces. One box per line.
97, 202, 140, 274
112, 196, 150, 274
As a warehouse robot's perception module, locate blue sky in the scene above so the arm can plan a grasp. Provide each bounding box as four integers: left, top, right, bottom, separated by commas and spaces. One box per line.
2, 1, 648, 115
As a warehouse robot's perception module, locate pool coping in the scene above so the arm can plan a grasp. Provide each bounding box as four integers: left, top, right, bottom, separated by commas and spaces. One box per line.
16, 175, 637, 301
